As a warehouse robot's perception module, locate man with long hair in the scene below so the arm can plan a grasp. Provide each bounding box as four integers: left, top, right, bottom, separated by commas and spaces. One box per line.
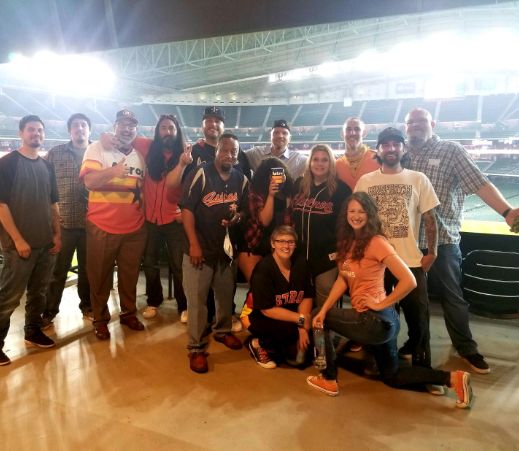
132, 115, 192, 322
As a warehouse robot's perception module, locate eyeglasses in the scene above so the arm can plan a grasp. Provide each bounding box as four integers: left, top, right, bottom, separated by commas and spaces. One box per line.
274, 239, 296, 246
160, 114, 177, 121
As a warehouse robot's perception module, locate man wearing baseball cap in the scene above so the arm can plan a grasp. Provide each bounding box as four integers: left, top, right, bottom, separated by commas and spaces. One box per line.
185, 106, 251, 180
80, 109, 147, 340
245, 119, 307, 179
355, 126, 440, 374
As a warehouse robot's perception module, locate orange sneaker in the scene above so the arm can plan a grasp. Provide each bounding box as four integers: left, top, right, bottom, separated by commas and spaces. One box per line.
451, 370, 473, 409
306, 375, 339, 397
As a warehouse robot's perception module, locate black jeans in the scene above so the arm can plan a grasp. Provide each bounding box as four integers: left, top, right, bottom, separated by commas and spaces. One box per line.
249, 312, 299, 352
385, 267, 431, 367
143, 221, 187, 313
45, 227, 90, 318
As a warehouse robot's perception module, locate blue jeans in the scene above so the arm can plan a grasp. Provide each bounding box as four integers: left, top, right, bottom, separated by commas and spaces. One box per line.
314, 267, 338, 309
45, 227, 90, 318
0, 247, 56, 347
182, 255, 236, 351
143, 221, 187, 313
322, 306, 449, 388
424, 243, 478, 356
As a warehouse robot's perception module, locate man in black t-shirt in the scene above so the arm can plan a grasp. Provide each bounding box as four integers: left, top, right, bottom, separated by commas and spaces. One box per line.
0, 115, 62, 365
185, 106, 251, 180
180, 133, 248, 373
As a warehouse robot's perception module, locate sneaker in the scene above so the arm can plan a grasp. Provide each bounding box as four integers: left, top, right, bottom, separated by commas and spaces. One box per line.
462, 353, 490, 374
306, 375, 339, 397
0, 350, 11, 366
24, 330, 56, 348
248, 340, 276, 369
398, 342, 413, 361
81, 309, 94, 321
231, 315, 242, 333
451, 371, 473, 409
363, 355, 380, 377
426, 384, 446, 396
142, 306, 158, 319
189, 352, 208, 373
214, 333, 243, 350
180, 310, 188, 324
41, 315, 54, 331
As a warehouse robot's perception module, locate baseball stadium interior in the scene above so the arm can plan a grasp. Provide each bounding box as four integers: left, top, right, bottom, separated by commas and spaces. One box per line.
1, 1, 518, 450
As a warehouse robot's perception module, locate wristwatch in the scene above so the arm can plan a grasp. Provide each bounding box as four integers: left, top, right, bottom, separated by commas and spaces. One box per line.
297, 314, 305, 328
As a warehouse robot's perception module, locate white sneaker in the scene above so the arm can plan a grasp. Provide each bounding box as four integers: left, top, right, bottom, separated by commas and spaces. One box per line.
142, 306, 158, 319
231, 315, 242, 333
180, 310, 188, 324
426, 384, 446, 396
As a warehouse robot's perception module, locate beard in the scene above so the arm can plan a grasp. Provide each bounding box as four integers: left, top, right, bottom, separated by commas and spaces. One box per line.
407, 135, 426, 149
161, 135, 175, 149
220, 162, 232, 173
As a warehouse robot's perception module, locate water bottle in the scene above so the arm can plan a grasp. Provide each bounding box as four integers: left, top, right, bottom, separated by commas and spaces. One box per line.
313, 326, 327, 370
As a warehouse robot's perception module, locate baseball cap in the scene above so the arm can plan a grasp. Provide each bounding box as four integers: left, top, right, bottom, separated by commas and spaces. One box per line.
203, 106, 225, 122
272, 119, 290, 131
115, 109, 138, 125
376, 127, 405, 148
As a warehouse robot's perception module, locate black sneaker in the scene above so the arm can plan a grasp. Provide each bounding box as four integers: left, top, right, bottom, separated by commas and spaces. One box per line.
24, 330, 56, 348
0, 349, 11, 366
462, 353, 490, 374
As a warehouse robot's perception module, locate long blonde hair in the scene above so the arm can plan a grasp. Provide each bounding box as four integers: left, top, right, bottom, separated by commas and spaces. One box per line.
299, 144, 337, 197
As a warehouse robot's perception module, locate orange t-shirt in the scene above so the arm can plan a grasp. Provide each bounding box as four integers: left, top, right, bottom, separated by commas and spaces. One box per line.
338, 235, 396, 312
336, 148, 380, 190
80, 141, 145, 234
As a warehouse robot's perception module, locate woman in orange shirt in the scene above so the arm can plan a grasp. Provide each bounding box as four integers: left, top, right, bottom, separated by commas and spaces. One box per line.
307, 192, 473, 409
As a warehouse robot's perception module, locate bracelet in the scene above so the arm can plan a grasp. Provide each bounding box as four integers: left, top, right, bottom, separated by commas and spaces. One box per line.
502, 207, 511, 218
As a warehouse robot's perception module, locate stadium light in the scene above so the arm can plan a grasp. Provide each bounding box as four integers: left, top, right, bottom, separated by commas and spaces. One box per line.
2, 50, 116, 97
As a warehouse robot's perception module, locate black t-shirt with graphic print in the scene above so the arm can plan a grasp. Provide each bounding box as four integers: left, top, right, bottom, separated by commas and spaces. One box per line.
179, 162, 248, 265
250, 253, 314, 316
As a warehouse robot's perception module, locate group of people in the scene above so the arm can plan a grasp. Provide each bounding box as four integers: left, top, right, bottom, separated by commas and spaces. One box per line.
0, 105, 517, 410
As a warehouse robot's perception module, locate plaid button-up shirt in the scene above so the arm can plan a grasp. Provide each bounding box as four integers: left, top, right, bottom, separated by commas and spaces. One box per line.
45, 142, 88, 229
405, 135, 488, 248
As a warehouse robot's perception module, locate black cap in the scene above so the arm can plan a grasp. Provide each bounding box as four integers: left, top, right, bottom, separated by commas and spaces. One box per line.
19, 114, 45, 131
203, 106, 225, 122
376, 127, 405, 148
115, 109, 138, 125
272, 119, 290, 131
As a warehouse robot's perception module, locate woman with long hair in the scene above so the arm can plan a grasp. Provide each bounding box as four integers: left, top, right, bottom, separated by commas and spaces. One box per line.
237, 157, 294, 283
306, 192, 473, 409
292, 144, 351, 308
245, 225, 314, 369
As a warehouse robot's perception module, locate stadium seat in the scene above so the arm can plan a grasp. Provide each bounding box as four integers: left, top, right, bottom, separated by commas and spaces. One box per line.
462, 250, 519, 318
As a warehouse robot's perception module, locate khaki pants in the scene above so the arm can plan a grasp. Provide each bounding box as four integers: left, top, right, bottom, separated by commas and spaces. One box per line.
86, 221, 147, 325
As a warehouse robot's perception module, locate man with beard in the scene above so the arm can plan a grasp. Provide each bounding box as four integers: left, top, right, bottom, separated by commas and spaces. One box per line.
404, 108, 519, 374
0, 115, 61, 365
180, 133, 248, 373
245, 119, 307, 179
336, 117, 380, 190
356, 127, 439, 373
42, 113, 92, 327
132, 115, 193, 322
80, 110, 146, 340
185, 106, 251, 179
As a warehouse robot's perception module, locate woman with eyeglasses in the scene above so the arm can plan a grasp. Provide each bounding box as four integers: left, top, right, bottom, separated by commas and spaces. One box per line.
243, 225, 314, 369
292, 144, 351, 308
306, 192, 473, 409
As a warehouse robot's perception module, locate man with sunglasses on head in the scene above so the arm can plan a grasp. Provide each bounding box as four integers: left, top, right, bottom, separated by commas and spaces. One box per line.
131, 115, 193, 323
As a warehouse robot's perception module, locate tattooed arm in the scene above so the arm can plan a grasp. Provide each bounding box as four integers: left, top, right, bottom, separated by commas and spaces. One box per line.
421, 208, 438, 272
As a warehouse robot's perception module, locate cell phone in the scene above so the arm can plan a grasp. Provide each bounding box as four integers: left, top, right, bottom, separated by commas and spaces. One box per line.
271, 167, 285, 186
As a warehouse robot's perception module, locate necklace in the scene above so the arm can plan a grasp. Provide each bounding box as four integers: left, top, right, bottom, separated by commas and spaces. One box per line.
345, 146, 367, 177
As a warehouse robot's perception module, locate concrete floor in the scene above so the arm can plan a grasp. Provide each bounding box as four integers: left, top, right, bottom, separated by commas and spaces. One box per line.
1, 276, 518, 451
